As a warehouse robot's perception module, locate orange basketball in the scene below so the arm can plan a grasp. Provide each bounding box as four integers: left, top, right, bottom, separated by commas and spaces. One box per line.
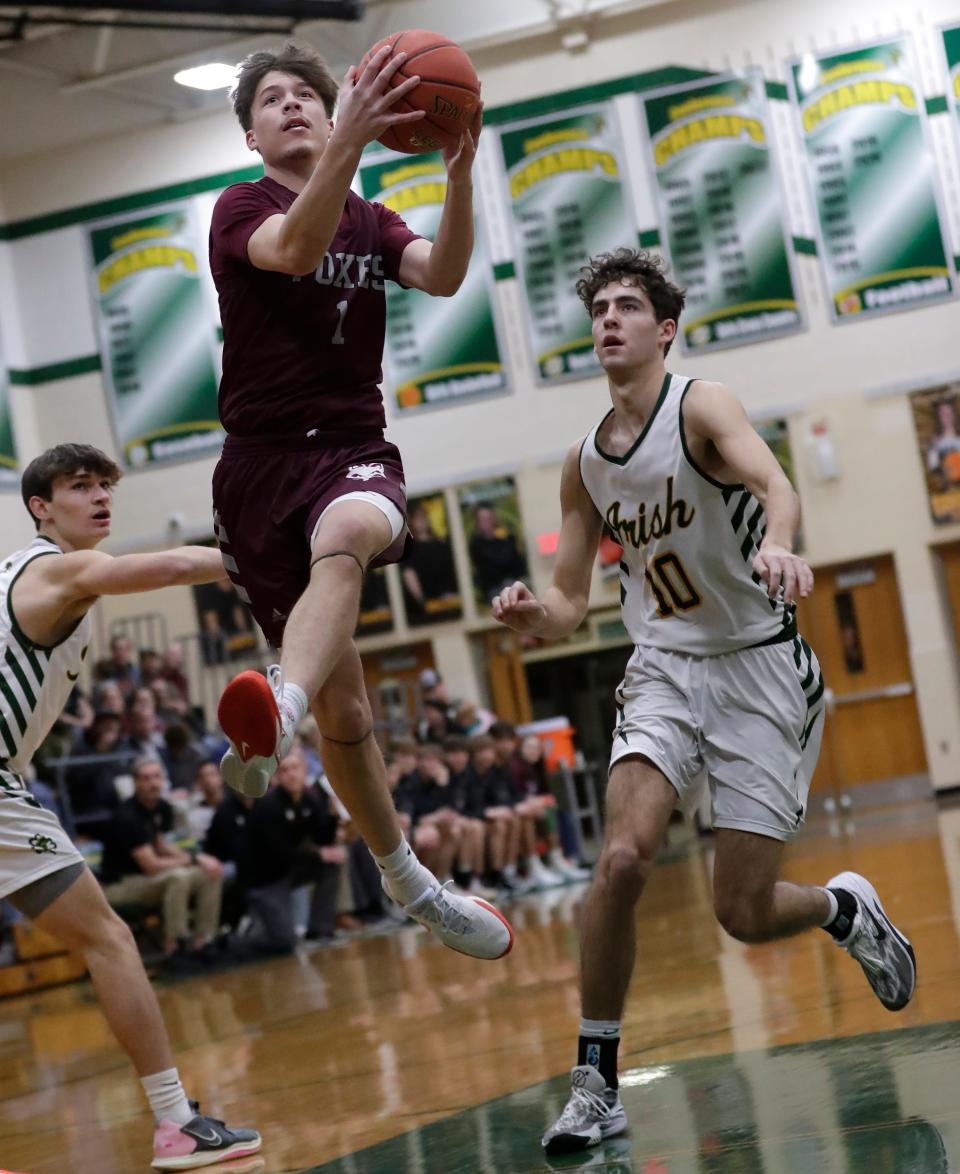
358, 29, 481, 155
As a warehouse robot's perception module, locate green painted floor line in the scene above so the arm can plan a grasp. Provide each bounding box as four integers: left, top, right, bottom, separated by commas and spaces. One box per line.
303, 1020, 960, 1173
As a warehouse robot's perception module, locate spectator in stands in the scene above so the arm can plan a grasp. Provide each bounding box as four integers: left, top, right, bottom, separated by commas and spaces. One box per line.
200, 765, 252, 930
122, 689, 165, 760
240, 750, 344, 952
184, 759, 224, 843
457, 700, 496, 738
161, 641, 191, 702
104, 633, 141, 698
92, 679, 125, 717
99, 759, 223, 963
160, 723, 206, 793
415, 670, 464, 743
139, 648, 164, 689
494, 723, 588, 883
444, 736, 492, 898
407, 744, 462, 884
66, 710, 129, 841
469, 734, 524, 893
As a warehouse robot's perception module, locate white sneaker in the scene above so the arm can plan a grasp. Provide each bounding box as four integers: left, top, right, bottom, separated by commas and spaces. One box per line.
542, 1066, 627, 1154
386, 880, 513, 960
549, 853, 593, 883
468, 877, 499, 900
218, 665, 295, 798
528, 858, 565, 889
827, 871, 916, 1011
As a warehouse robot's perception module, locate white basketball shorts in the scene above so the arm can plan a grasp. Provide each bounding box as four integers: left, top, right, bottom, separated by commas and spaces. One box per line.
0, 768, 85, 901
610, 635, 825, 841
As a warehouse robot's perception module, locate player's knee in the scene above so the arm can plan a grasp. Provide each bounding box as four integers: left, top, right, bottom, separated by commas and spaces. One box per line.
315, 689, 371, 742
714, 893, 773, 943
74, 903, 137, 957
597, 841, 652, 901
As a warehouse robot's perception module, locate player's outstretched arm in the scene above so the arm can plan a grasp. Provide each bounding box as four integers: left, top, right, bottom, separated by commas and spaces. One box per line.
684, 380, 813, 603
398, 103, 482, 297
492, 442, 602, 639
248, 46, 425, 276
39, 546, 228, 604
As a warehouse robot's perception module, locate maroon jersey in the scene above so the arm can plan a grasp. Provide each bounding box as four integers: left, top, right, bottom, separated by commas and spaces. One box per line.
210, 177, 420, 437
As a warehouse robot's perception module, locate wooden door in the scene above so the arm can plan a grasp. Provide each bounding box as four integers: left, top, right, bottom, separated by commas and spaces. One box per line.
938, 542, 960, 650
479, 629, 533, 725
796, 555, 927, 789
360, 642, 436, 734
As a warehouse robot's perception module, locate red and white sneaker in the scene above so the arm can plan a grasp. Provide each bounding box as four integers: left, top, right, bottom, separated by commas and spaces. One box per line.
218, 666, 294, 798
152, 1102, 261, 1169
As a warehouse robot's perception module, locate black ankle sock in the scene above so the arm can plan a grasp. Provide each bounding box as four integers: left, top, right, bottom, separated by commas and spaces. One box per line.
823, 886, 858, 941
453, 869, 472, 888
578, 1034, 619, 1089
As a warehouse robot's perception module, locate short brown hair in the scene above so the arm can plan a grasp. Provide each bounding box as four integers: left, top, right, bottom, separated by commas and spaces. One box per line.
576, 248, 685, 356
231, 41, 339, 131
21, 444, 121, 530
469, 735, 495, 754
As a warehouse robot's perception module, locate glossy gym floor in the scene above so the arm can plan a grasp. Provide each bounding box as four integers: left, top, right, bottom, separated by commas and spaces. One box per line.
1, 798, 958, 1173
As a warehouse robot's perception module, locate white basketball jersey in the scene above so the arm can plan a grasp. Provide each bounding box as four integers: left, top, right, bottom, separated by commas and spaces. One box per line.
579, 373, 795, 656
0, 536, 91, 773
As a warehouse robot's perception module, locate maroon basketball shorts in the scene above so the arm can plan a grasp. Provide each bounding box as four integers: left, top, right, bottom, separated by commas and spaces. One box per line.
212, 430, 409, 647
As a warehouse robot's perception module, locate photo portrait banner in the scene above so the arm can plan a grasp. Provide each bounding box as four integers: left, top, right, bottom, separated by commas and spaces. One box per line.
910, 384, 960, 526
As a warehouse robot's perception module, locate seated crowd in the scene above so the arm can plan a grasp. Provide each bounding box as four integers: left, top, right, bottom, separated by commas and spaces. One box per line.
4, 642, 589, 973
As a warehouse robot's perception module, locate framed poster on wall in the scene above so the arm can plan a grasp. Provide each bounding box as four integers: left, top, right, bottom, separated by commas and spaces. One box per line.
910, 384, 960, 525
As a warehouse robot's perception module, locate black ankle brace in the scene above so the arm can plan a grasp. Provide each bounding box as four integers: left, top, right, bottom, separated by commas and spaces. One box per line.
321, 727, 374, 746
310, 549, 365, 574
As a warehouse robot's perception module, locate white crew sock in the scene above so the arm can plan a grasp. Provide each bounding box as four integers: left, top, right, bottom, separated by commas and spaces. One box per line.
373, 837, 436, 907
141, 1068, 193, 1126
820, 887, 839, 927
548, 848, 566, 869
280, 681, 309, 732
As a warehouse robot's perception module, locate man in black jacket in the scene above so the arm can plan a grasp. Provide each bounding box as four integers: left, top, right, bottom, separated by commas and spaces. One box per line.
241, 750, 344, 952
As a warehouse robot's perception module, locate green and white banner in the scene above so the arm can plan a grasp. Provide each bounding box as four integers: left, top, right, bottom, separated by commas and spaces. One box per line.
0, 371, 17, 490
789, 38, 954, 320
358, 152, 508, 413
640, 72, 802, 352
87, 204, 222, 468
942, 24, 960, 138
498, 104, 636, 382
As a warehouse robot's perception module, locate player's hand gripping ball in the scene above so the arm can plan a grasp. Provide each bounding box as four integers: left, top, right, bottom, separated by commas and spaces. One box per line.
358, 29, 481, 154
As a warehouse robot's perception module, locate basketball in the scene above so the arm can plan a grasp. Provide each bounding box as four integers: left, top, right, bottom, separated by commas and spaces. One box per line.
358, 29, 481, 155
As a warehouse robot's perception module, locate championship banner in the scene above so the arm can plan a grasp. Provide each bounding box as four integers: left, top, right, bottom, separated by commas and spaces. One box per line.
87, 204, 223, 468
0, 364, 16, 490
942, 24, 960, 138
498, 104, 636, 382
358, 152, 508, 413
789, 39, 954, 321
639, 73, 802, 352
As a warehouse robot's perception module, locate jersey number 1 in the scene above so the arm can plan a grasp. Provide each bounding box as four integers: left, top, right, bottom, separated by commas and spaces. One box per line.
645, 551, 702, 617
331, 299, 348, 345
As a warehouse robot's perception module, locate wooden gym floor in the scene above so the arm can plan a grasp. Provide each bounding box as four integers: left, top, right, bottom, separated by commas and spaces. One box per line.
1, 797, 959, 1172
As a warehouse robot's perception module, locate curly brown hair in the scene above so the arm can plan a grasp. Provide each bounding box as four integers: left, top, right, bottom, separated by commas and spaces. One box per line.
231, 41, 339, 131
576, 248, 685, 356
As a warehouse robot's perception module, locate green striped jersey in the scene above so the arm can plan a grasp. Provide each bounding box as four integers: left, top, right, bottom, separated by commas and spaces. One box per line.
579, 372, 795, 655
0, 536, 90, 772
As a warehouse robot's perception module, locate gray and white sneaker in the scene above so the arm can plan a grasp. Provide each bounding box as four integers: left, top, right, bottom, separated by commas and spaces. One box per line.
827, 870, 916, 1011
542, 1065, 627, 1154
384, 879, 514, 960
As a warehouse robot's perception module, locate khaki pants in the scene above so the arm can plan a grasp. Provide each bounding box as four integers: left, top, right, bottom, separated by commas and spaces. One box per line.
105, 866, 222, 944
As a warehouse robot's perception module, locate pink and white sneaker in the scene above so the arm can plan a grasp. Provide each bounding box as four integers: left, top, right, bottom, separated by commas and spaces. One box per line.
152, 1102, 261, 1170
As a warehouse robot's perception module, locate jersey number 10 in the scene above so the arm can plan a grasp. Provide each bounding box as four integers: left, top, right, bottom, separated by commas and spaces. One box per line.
645, 551, 702, 617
